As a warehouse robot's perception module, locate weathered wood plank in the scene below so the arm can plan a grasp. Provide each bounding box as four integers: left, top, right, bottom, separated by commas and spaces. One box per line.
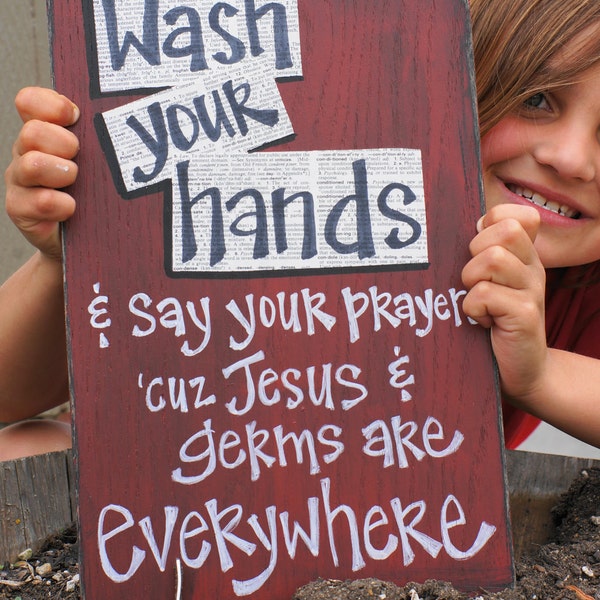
0, 460, 27, 561
506, 449, 600, 558
53, 0, 514, 595
0, 449, 74, 563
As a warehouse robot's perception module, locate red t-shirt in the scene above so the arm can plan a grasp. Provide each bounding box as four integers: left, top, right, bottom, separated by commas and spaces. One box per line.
503, 264, 600, 448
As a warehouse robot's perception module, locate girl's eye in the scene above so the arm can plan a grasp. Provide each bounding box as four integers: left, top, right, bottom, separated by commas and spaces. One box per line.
523, 92, 551, 111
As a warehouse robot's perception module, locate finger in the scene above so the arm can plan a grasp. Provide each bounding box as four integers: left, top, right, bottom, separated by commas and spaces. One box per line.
14, 87, 79, 126
462, 280, 543, 333
12, 214, 61, 254
7, 151, 78, 190
13, 120, 80, 160
462, 244, 544, 291
469, 217, 542, 268
462, 288, 494, 329
478, 204, 540, 243
6, 186, 76, 226
5, 185, 75, 261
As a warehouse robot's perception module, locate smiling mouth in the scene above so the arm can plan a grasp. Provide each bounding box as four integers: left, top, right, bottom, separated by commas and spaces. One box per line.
506, 184, 581, 219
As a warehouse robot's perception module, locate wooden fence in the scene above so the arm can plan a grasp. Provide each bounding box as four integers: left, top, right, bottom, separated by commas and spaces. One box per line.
0, 448, 598, 564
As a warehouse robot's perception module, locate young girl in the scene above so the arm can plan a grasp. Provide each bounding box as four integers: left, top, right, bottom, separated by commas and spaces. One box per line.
2, 0, 600, 459
463, 0, 600, 449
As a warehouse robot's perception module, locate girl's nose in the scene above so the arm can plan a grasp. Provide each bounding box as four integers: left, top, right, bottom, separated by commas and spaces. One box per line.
531, 123, 598, 183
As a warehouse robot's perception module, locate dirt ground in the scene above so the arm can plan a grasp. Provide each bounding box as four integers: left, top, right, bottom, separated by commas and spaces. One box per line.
2, 468, 600, 600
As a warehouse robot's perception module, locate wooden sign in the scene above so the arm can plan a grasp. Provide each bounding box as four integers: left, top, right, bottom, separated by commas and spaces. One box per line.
50, 0, 514, 597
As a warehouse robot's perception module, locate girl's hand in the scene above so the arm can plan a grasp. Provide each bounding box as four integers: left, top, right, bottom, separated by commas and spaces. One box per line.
461, 204, 548, 403
4, 87, 80, 262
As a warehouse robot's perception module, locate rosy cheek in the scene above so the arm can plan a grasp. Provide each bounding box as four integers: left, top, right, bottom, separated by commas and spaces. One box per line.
479, 117, 522, 169
480, 128, 504, 170
482, 176, 502, 211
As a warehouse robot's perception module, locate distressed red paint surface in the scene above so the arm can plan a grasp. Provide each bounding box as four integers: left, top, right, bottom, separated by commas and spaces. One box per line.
49, 0, 514, 598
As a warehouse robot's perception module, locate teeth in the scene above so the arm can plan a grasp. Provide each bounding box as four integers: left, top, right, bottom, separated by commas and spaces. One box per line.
507, 184, 580, 219
545, 200, 561, 213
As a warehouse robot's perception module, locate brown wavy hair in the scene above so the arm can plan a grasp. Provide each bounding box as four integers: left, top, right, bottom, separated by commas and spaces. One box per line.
470, 0, 600, 136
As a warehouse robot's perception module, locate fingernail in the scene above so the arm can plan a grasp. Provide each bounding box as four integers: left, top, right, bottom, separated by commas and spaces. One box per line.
476, 216, 485, 233
72, 103, 80, 123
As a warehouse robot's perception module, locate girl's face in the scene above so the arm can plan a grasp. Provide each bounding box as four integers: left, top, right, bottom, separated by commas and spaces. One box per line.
481, 37, 600, 268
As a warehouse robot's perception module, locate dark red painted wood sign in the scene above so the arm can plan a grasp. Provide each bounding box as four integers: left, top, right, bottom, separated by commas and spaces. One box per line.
49, 0, 514, 597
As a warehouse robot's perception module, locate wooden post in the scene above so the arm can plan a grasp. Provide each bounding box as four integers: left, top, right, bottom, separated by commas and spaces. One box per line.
0, 450, 74, 563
